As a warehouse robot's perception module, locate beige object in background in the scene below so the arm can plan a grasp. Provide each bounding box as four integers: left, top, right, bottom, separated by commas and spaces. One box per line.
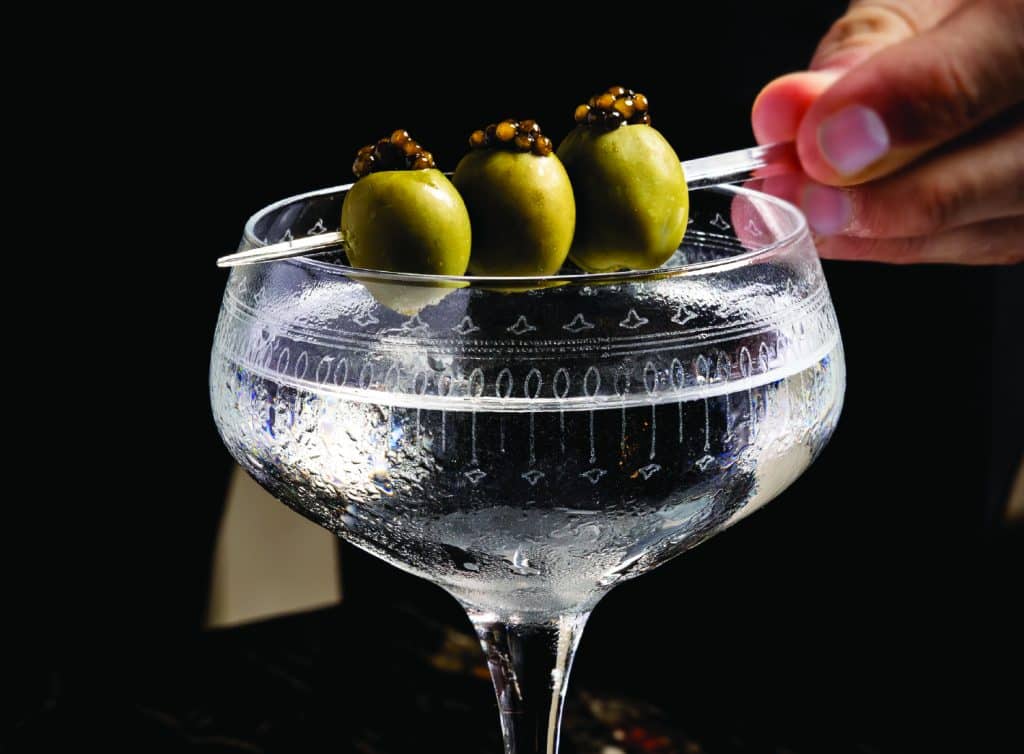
206, 465, 341, 628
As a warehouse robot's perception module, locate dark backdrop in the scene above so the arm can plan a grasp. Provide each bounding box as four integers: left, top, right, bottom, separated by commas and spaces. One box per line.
18, 5, 1022, 752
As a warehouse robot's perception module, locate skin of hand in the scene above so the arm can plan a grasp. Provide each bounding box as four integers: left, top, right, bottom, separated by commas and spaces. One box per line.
752, 0, 1024, 264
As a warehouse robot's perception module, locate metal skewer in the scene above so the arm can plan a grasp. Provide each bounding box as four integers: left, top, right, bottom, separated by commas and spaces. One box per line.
216, 141, 798, 269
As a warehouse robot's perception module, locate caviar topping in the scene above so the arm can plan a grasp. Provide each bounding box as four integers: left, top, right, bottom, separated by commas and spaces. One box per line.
352, 130, 435, 178
468, 119, 553, 156
573, 86, 651, 131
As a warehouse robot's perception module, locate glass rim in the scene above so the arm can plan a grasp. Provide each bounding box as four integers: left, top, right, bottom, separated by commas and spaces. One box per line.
241, 181, 809, 287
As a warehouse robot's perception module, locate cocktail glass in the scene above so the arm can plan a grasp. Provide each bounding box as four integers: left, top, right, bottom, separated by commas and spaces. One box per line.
210, 183, 845, 754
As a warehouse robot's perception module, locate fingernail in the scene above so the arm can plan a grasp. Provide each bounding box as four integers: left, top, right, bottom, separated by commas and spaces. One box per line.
818, 105, 889, 175
801, 184, 852, 236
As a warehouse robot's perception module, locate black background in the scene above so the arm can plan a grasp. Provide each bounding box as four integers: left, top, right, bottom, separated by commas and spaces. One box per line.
15, 4, 1023, 752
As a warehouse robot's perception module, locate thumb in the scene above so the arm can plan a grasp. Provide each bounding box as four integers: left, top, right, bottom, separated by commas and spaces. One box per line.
798, 0, 1024, 185
752, 0, 956, 144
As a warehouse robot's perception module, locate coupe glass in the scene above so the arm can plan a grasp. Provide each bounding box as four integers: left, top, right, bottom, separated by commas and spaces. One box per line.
210, 183, 845, 753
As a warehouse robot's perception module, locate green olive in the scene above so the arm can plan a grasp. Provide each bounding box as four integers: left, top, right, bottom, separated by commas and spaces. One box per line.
453, 150, 575, 277
341, 169, 471, 276
557, 124, 688, 272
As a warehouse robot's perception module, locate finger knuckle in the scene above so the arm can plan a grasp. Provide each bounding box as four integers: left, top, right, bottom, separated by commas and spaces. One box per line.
928, 55, 988, 131
849, 190, 896, 237
884, 58, 987, 143
815, 4, 917, 65
919, 175, 971, 233
828, 9, 895, 44
846, 3, 920, 37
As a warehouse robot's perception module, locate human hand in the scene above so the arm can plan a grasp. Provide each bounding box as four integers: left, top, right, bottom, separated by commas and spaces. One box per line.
752, 0, 1024, 264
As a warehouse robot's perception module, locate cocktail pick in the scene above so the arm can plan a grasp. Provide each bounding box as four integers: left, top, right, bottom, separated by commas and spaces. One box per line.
216, 141, 798, 269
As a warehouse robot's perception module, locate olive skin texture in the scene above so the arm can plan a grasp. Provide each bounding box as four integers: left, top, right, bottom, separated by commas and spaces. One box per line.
453, 150, 575, 277
341, 169, 471, 275
557, 124, 688, 272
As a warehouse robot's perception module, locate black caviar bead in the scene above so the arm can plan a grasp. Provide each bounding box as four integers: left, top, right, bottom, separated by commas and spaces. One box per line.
467, 118, 553, 156
352, 130, 436, 178
574, 86, 653, 131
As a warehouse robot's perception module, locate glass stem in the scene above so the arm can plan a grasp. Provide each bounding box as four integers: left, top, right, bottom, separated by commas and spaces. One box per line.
466, 610, 590, 754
